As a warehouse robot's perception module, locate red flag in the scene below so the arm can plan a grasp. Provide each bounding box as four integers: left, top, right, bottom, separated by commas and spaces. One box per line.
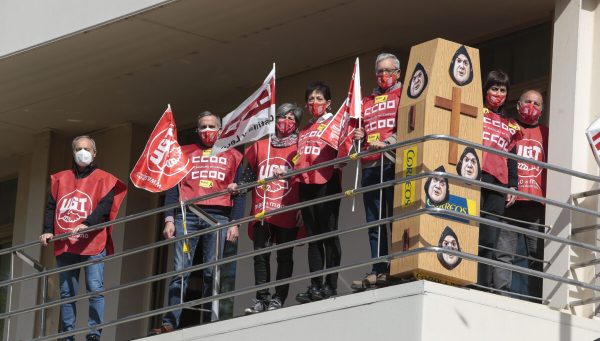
319, 58, 362, 157
130, 105, 192, 192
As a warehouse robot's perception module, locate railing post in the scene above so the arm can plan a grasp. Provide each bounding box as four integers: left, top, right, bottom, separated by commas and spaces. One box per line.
6, 252, 14, 341
211, 228, 221, 322
39, 274, 47, 337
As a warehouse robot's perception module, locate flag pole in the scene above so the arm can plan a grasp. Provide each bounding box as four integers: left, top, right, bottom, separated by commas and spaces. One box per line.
351, 58, 362, 212
261, 63, 276, 223
377, 153, 384, 258
178, 183, 191, 261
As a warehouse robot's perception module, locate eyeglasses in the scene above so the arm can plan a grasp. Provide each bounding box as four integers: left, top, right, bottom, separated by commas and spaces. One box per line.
376, 68, 399, 75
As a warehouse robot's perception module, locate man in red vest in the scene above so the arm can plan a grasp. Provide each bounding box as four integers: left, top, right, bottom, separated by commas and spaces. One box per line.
39, 135, 127, 341
351, 53, 402, 291
150, 111, 245, 335
505, 90, 548, 299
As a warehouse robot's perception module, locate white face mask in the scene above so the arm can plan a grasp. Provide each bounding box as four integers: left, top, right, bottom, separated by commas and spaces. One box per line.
74, 149, 93, 167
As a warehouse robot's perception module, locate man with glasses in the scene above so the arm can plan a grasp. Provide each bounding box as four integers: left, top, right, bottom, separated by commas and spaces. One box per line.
39, 135, 127, 341
150, 111, 245, 335
351, 53, 402, 291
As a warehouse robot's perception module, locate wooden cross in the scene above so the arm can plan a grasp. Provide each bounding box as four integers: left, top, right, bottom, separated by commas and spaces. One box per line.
434, 87, 478, 165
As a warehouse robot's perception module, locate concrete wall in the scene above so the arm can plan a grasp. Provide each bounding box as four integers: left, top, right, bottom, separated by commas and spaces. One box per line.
0, 0, 171, 57
142, 281, 600, 341
545, 0, 600, 315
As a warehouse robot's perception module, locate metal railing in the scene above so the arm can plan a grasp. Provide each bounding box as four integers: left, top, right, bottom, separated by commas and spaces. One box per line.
2, 134, 600, 340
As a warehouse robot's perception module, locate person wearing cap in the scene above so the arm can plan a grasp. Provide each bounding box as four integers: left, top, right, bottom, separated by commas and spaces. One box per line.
230, 103, 304, 314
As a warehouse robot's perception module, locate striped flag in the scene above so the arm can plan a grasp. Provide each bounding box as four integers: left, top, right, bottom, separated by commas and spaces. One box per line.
211, 66, 276, 156
585, 116, 600, 167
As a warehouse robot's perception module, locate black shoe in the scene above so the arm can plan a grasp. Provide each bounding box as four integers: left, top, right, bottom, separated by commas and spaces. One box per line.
267, 296, 283, 311
321, 285, 337, 299
86, 335, 101, 341
244, 298, 268, 315
296, 286, 322, 304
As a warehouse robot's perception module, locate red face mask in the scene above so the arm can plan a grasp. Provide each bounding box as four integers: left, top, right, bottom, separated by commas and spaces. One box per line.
307, 102, 327, 118
199, 129, 218, 147
377, 73, 398, 90
276, 119, 296, 136
518, 103, 542, 125
486, 92, 506, 110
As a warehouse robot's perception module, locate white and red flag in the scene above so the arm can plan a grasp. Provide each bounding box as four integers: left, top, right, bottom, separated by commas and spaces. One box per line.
130, 105, 193, 192
585, 116, 600, 167
319, 58, 362, 157
211, 66, 276, 156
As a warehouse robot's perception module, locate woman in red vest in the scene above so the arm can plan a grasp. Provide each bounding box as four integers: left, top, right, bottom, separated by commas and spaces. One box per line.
234, 103, 303, 314
478, 70, 521, 292
294, 82, 342, 303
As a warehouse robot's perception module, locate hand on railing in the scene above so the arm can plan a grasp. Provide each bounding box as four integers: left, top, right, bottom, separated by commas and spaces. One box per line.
272, 165, 286, 178
227, 183, 240, 194
39, 233, 53, 247
163, 222, 175, 239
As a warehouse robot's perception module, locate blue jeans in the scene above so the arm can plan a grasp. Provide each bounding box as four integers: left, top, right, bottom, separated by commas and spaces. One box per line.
56, 249, 106, 340
361, 163, 394, 275
163, 212, 228, 328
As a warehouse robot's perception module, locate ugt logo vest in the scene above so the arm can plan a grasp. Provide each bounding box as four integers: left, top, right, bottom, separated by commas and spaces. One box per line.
56, 190, 93, 231
256, 157, 293, 201
517, 139, 544, 177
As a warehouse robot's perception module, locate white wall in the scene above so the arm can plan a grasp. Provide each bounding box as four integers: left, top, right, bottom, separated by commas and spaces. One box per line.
0, 0, 170, 57
545, 0, 600, 314
142, 281, 600, 341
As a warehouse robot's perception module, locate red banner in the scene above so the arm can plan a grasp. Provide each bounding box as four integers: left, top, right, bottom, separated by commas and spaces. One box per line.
319, 58, 361, 157
130, 105, 192, 192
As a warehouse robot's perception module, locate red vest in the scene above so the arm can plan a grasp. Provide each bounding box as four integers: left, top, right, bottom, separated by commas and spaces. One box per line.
179, 144, 243, 207
245, 139, 300, 238
482, 109, 521, 184
51, 169, 126, 256
296, 116, 338, 184
515, 124, 549, 201
360, 86, 401, 164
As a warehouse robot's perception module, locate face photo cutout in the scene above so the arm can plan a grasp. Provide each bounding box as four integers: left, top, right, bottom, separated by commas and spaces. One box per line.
424, 166, 450, 206
408, 63, 429, 99
456, 147, 481, 180
437, 226, 462, 270
448, 45, 473, 86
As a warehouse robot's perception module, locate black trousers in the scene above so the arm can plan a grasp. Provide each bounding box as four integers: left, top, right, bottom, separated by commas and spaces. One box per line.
299, 172, 342, 289
253, 222, 298, 304
478, 186, 511, 290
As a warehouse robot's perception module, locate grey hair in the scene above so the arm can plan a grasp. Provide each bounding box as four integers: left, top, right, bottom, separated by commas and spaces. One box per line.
276, 103, 303, 122
375, 53, 400, 72
197, 111, 221, 128
72, 135, 96, 152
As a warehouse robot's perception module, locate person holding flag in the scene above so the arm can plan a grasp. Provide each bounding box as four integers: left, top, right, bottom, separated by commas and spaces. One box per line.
228, 103, 303, 314
39, 135, 127, 341
350, 53, 402, 291
282, 81, 343, 304
149, 111, 245, 335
